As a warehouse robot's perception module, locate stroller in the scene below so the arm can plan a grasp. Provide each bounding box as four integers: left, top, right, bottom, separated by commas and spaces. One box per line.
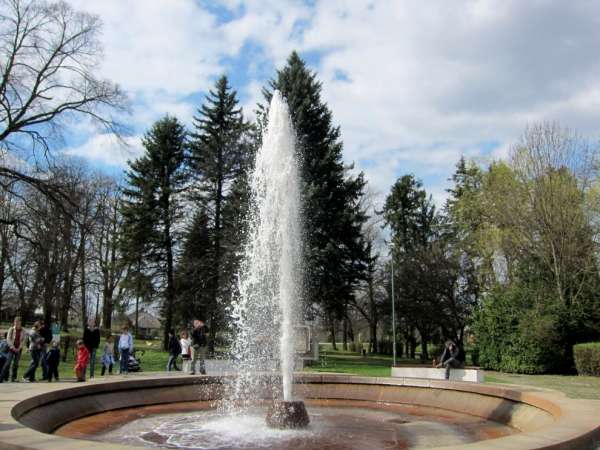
127, 349, 144, 372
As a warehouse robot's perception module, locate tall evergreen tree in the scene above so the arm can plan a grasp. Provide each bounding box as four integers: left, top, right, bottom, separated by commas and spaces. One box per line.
121, 115, 188, 348
259, 51, 369, 326
383, 174, 438, 358
188, 76, 251, 342
175, 209, 212, 326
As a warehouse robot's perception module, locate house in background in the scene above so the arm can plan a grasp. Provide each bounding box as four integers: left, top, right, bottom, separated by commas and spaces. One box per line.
127, 310, 161, 339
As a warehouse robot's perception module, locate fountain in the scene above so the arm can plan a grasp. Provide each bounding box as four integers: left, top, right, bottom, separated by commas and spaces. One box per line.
228, 90, 309, 428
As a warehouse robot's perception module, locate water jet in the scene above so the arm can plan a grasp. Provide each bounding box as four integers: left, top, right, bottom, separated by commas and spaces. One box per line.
228, 90, 309, 428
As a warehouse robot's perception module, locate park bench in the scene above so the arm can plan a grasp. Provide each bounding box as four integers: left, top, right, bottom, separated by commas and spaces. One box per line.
391, 366, 483, 383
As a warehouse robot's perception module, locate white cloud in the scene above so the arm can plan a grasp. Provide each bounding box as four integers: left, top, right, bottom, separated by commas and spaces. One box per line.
63, 134, 143, 167
62, 0, 600, 206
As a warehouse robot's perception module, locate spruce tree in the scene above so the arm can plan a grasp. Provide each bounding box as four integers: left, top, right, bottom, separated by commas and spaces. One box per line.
188, 75, 251, 341
175, 209, 212, 326
259, 51, 369, 324
121, 115, 188, 348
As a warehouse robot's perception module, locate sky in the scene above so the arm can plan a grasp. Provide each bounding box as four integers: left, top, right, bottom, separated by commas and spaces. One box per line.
63, 0, 600, 207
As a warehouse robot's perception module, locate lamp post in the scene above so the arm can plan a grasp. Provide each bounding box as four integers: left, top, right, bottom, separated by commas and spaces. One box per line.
390, 243, 397, 367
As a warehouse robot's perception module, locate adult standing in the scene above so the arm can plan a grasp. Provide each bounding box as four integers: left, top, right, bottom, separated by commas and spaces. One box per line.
38, 319, 52, 380
0, 317, 25, 382
83, 319, 101, 379
118, 325, 133, 375
190, 319, 208, 375
23, 321, 44, 382
166, 329, 181, 372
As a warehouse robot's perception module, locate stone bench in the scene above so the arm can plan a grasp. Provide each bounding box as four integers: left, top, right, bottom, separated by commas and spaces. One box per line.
391, 366, 483, 383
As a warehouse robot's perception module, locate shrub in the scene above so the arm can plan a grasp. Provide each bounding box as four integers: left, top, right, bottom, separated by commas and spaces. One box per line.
472, 286, 568, 374
574, 343, 600, 376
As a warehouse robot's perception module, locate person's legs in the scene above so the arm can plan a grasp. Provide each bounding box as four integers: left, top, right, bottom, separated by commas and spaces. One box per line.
197, 346, 207, 374
444, 360, 461, 380
23, 349, 40, 381
40, 344, 48, 380
101, 363, 106, 376
120, 349, 129, 374
0, 352, 12, 382
167, 354, 174, 371
191, 346, 200, 374
89, 348, 97, 379
10, 351, 21, 381
52, 364, 59, 381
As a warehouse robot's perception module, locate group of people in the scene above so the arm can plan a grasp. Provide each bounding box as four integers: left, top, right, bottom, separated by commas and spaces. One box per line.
0, 317, 60, 383
0, 316, 136, 383
167, 319, 209, 375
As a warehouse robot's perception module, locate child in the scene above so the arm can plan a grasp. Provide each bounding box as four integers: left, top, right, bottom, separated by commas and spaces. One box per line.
74, 339, 90, 382
45, 341, 60, 382
101, 335, 115, 376
180, 330, 192, 373
118, 326, 133, 374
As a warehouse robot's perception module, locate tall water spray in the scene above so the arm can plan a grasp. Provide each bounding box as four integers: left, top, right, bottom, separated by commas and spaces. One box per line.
228, 91, 302, 408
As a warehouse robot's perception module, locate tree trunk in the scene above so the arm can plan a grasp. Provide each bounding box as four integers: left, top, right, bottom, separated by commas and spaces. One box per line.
329, 317, 337, 351
95, 293, 100, 325
163, 214, 175, 351
80, 246, 87, 330
210, 146, 224, 352
102, 287, 113, 331
0, 232, 7, 322
369, 321, 378, 354
420, 331, 429, 360
135, 294, 140, 338
342, 317, 348, 351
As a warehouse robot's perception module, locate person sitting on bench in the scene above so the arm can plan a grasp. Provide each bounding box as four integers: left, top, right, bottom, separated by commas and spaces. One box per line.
436, 340, 464, 380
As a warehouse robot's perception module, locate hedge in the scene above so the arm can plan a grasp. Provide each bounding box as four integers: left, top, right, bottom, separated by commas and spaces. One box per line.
574, 342, 600, 376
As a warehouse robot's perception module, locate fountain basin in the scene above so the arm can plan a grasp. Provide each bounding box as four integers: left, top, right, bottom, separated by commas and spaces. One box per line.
3, 373, 600, 449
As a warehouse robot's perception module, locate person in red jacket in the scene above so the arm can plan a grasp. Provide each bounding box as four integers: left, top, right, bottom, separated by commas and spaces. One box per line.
74, 339, 90, 382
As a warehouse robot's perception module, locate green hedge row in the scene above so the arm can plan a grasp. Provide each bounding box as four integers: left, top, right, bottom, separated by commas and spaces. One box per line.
574, 342, 600, 376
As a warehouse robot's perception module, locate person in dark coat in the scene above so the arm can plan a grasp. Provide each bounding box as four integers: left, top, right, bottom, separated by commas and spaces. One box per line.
45, 341, 60, 382
38, 320, 52, 380
23, 321, 44, 382
83, 319, 101, 379
436, 340, 464, 380
166, 329, 181, 372
190, 319, 208, 375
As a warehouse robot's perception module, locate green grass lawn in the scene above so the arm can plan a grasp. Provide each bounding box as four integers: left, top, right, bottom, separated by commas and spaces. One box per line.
304, 352, 393, 377
484, 371, 600, 400
303, 350, 600, 400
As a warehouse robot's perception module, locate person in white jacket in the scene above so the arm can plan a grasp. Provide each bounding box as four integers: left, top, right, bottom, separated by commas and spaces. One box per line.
118, 325, 134, 374
180, 330, 192, 373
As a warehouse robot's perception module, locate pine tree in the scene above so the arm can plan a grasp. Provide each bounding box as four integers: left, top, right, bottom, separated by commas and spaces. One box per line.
188, 76, 251, 341
260, 51, 369, 325
121, 115, 188, 348
175, 209, 212, 326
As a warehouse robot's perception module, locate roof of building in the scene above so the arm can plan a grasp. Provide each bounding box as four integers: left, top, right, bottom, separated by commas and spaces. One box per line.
126, 311, 161, 329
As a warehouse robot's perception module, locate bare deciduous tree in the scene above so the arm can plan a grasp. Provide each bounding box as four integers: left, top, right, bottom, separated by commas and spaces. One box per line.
0, 0, 128, 205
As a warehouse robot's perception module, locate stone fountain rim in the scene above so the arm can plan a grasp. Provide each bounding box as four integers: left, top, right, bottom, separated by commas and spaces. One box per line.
0, 372, 598, 450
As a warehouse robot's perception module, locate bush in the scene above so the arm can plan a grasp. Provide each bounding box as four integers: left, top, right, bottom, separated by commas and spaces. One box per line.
574, 343, 600, 376
472, 286, 568, 374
